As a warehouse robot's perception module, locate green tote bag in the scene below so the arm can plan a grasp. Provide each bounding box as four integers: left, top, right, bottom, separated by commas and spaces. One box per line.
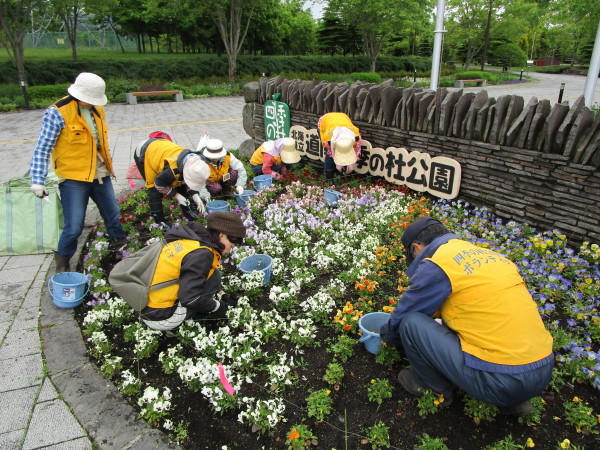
0, 175, 63, 256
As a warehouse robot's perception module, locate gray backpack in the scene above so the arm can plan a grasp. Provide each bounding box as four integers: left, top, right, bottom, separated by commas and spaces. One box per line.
108, 239, 178, 311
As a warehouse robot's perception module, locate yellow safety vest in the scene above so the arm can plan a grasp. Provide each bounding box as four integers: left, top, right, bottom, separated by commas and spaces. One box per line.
143, 140, 186, 189
429, 239, 553, 365
205, 154, 232, 183
147, 239, 221, 309
318, 112, 360, 145
51, 96, 113, 181
250, 145, 282, 166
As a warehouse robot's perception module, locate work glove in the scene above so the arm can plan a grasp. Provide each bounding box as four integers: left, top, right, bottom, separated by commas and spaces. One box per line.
220, 293, 239, 307
208, 300, 229, 320
30, 184, 48, 198
175, 193, 190, 207
271, 172, 282, 181
191, 193, 205, 215
235, 186, 245, 195
180, 204, 199, 221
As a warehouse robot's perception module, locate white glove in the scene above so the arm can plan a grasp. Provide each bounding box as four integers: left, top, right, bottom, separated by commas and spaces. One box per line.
191, 194, 205, 214
235, 186, 245, 195
175, 193, 190, 207
30, 184, 48, 198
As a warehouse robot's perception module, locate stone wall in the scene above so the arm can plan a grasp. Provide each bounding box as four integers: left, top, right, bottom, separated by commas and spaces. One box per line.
241, 77, 600, 244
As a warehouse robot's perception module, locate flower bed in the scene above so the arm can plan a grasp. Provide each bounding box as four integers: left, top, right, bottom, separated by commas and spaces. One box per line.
76, 169, 599, 449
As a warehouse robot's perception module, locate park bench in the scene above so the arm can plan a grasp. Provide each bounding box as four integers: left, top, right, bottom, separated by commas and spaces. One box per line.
454, 79, 487, 88
126, 90, 183, 105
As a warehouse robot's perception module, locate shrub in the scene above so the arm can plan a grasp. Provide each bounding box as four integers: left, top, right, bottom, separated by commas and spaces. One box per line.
350, 72, 382, 83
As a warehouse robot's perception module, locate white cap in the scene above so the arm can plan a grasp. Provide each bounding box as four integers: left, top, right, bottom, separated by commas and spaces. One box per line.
67, 72, 107, 106
280, 138, 301, 164
183, 155, 210, 191
202, 138, 227, 159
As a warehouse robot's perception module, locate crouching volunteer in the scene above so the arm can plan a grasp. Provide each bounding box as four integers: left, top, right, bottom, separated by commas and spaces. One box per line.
134, 131, 210, 225
380, 217, 554, 416
140, 212, 246, 331
198, 138, 248, 200
249, 137, 301, 181
318, 112, 362, 181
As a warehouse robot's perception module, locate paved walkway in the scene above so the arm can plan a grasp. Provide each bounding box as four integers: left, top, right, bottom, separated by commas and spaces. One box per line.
0, 71, 597, 449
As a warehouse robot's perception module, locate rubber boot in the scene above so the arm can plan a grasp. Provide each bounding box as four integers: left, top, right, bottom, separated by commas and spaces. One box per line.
54, 252, 70, 273
151, 210, 170, 227
325, 170, 335, 182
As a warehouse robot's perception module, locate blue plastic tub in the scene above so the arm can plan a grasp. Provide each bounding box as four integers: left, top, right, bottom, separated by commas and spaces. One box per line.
253, 175, 273, 191
358, 312, 391, 354
234, 189, 256, 207
324, 188, 342, 206
48, 272, 89, 309
206, 200, 231, 214
238, 254, 273, 284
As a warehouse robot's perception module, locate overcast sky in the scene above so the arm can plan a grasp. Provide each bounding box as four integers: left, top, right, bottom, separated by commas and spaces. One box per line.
303, 0, 325, 20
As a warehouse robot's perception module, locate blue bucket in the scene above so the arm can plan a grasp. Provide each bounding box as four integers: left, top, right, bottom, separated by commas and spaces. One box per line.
48, 272, 90, 309
206, 200, 231, 214
253, 175, 273, 191
234, 189, 256, 207
358, 312, 391, 354
238, 254, 273, 284
324, 188, 342, 207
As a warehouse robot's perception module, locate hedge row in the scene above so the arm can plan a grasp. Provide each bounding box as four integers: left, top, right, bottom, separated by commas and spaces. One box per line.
0, 54, 432, 85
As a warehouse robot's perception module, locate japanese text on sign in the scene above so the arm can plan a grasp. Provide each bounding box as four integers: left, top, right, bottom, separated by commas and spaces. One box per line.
290, 125, 461, 199
264, 99, 290, 140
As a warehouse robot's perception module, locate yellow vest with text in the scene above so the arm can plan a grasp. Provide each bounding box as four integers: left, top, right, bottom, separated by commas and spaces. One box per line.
318, 113, 360, 144
206, 154, 232, 182
51, 97, 113, 181
143, 140, 186, 188
147, 240, 221, 309
428, 239, 553, 365
249, 145, 282, 166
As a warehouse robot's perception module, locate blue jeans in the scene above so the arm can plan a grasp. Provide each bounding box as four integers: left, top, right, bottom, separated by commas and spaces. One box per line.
58, 177, 125, 259
399, 312, 553, 407
251, 163, 283, 175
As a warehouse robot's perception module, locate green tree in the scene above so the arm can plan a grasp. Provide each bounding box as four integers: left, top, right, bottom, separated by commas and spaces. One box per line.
316, 5, 361, 56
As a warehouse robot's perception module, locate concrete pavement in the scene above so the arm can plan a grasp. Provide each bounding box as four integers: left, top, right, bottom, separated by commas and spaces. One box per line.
0, 96, 246, 449
0, 70, 597, 449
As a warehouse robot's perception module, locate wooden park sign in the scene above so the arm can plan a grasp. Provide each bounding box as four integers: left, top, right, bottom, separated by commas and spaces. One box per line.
290, 125, 462, 200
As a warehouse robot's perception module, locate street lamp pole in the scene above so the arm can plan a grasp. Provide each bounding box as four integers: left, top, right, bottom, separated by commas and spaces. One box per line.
430, 0, 447, 91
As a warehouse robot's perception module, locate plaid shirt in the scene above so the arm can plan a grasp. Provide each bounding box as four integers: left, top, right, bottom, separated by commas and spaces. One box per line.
29, 107, 65, 185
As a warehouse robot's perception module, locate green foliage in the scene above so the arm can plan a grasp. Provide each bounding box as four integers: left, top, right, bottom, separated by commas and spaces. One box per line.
285, 424, 316, 449
305, 389, 333, 421
416, 389, 446, 417
323, 362, 345, 386
462, 395, 499, 424
563, 397, 599, 434
365, 420, 391, 449
350, 72, 382, 83
414, 433, 449, 450
326, 334, 356, 362
518, 396, 545, 426
491, 43, 527, 68
367, 378, 393, 405
482, 434, 522, 449
375, 343, 401, 366
455, 71, 493, 81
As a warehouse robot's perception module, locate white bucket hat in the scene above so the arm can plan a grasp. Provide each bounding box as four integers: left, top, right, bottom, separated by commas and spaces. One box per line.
280, 137, 301, 164
183, 155, 210, 191
202, 138, 227, 159
67, 72, 107, 106
332, 138, 357, 166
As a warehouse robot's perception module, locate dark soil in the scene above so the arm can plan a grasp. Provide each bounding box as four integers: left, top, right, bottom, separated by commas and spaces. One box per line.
74, 184, 600, 450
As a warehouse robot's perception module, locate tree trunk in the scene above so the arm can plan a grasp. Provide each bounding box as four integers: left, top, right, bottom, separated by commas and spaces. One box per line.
480, 0, 494, 71
228, 53, 237, 83
109, 20, 125, 53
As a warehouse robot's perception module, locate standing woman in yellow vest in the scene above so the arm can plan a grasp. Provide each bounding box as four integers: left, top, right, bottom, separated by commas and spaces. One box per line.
380, 217, 554, 417
141, 212, 246, 331
249, 137, 301, 180
198, 139, 248, 201
29, 73, 127, 273
318, 112, 362, 182
133, 131, 210, 225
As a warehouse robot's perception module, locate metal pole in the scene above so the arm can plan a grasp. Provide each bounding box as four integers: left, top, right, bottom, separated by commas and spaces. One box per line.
520, 69, 523, 80
20, 81, 30, 110
583, 19, 600, 107
558, 82, 565, 103
430, 0, 447, 91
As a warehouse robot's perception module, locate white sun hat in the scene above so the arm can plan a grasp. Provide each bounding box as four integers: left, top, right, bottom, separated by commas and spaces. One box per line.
332, 138, 357, 166
183, 155, 210, 191
67, 72, 108, 106
280, 137, 301, 164
202, 138, 227, 159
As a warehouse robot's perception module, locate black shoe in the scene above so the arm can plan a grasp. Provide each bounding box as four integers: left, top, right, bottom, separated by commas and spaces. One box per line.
54, 253, 70, 273
398, 368, 454, 407
109, 237, 128, 251
180, 204, 199, 221
500, 400, 532, 417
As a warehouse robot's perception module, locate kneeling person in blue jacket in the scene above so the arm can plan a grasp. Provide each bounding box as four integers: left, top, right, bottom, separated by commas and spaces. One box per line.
141, 212, 246, 331
380, 217, 554, 416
